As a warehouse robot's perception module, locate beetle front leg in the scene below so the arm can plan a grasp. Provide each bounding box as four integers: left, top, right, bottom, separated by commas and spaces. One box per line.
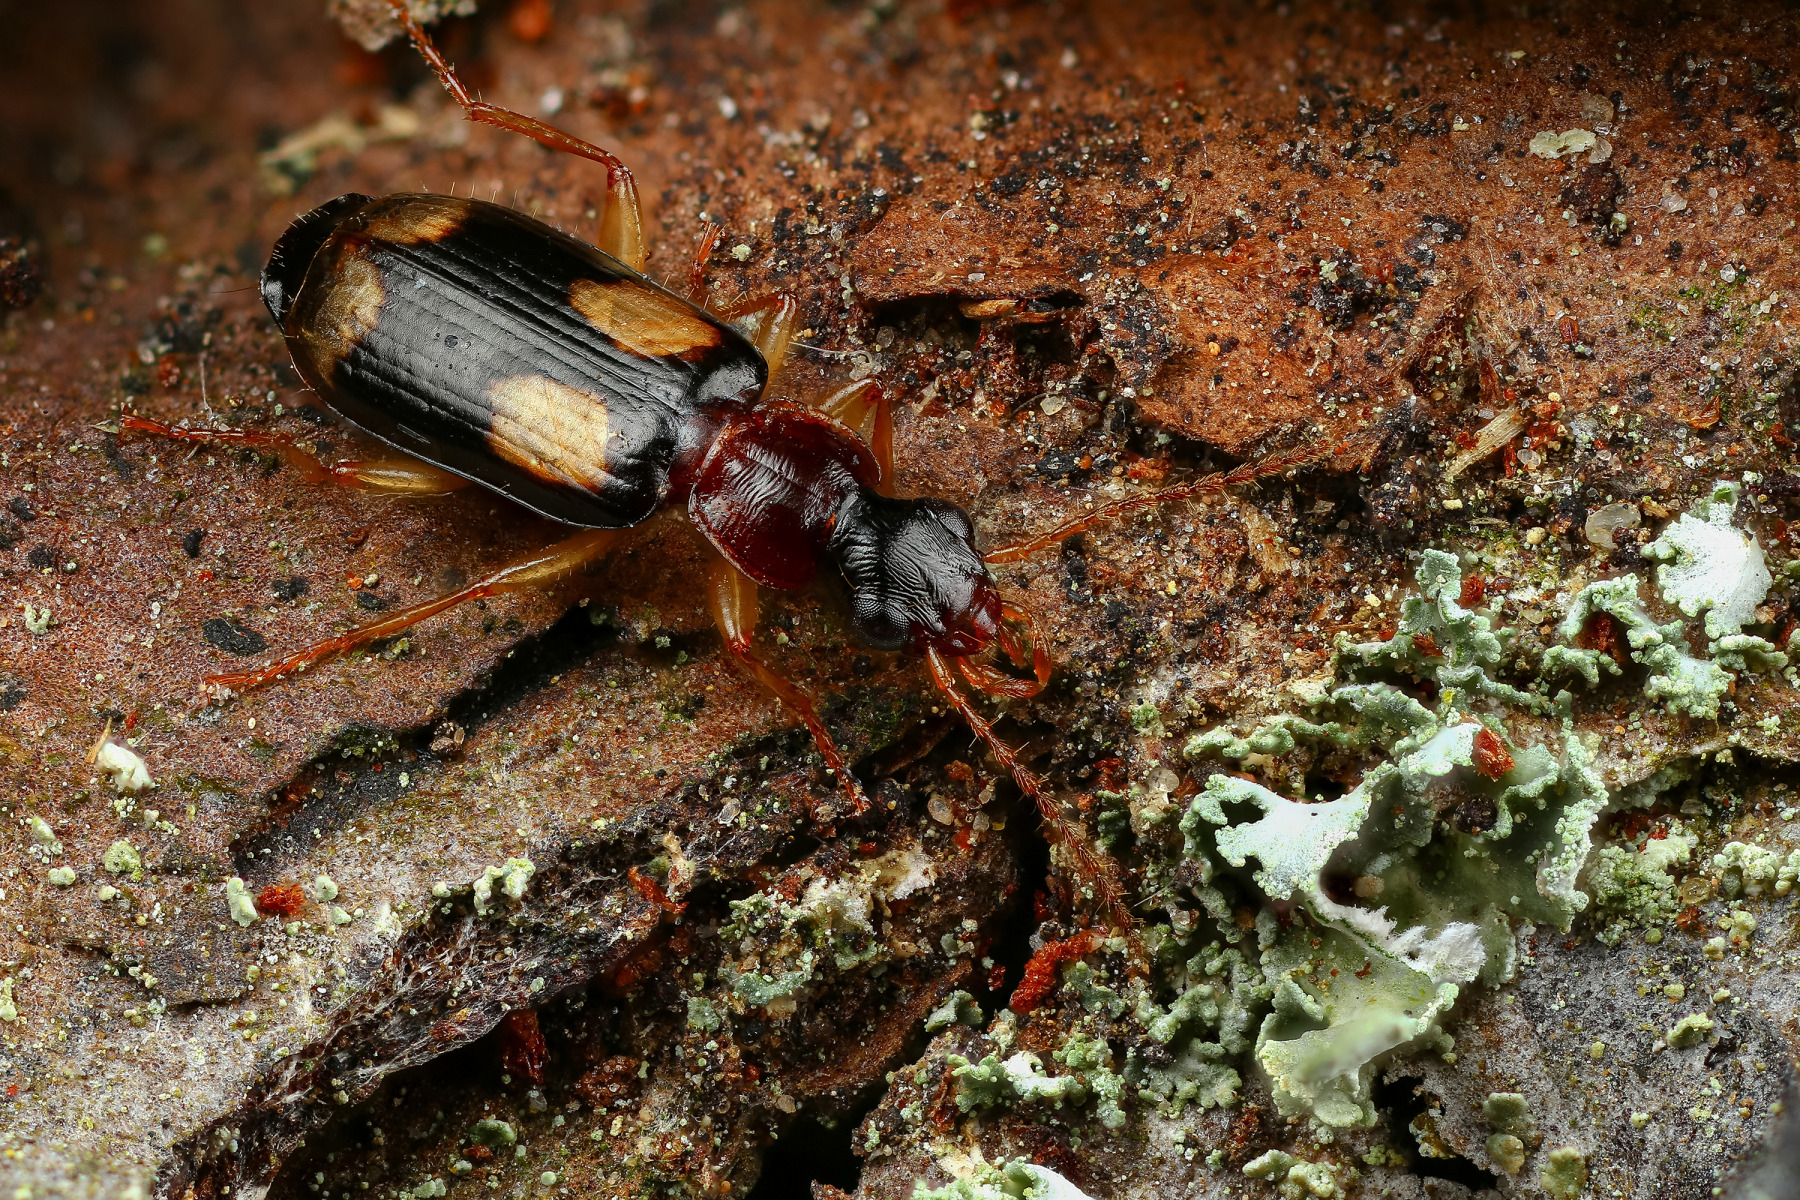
207, 528, 624, 693
706, 556, 867, 815
383, 0, 645, 270
121, 416, 469, 497
817, 379, 893, 489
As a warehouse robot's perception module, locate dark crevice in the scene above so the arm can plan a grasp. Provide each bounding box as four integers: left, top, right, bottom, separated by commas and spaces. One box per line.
1373, 1075, 1504, 1191
988, 795, 1053, 1009
745, 1112, 864, 1200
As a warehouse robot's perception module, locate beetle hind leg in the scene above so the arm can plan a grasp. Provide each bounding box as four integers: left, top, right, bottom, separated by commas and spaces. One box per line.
207, 528, 624, 693
121, 415, 469, 496
382, 0, 645, 270
707, 556, 867, 815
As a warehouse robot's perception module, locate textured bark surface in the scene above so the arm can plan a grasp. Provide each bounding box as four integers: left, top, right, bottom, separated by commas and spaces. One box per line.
1, 2, 1798, 1199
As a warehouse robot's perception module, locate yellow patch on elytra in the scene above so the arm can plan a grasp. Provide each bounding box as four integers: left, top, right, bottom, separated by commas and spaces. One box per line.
363, 197, 473, 245
485, 375, 612, 491
295, 249, 384, 375
568, 278, 721, 359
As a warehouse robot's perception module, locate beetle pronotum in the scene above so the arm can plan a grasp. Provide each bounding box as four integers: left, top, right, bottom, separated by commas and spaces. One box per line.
125, 0, 1328, 920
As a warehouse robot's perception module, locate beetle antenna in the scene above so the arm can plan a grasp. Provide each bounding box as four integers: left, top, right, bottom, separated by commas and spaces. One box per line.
984, 437, 1355, 564
926, 647, 1132, 930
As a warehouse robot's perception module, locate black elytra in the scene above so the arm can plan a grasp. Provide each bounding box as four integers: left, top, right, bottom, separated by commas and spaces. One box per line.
264, 192, 765, 528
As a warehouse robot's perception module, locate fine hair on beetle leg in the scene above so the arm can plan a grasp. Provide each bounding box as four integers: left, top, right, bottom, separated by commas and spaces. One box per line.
925, 647, 1131, 932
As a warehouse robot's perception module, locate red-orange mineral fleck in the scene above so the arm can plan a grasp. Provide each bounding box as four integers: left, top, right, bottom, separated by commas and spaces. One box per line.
1471, 728, 1514, 780
256, 883, 307, 918
1009, 929, 1102, 1015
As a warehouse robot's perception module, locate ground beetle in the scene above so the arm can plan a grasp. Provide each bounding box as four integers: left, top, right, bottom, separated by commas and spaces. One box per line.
125, 0, 1320, 916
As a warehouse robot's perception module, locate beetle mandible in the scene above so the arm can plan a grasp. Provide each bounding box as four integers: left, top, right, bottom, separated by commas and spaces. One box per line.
125, 0, 1325, 917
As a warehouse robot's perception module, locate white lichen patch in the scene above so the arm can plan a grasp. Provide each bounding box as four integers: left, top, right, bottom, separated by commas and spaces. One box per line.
21, 601, 53, 634
1645, 481, 1772, 640
1529, 128, 1597, 159
910, 1158, 1098, 1200
96, 739, 156, 794
718, 843, 945, 1018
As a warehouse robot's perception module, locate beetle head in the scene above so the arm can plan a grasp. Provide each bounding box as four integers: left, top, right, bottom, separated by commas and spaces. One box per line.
827, 491, 1002, 657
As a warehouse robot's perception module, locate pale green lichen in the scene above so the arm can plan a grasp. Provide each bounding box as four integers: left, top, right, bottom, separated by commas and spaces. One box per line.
1778, 850, 1800, 896
311, 874, 339, 903
225, 877, 259, 927
925, 990, 984, 1033
1127, 938, 1261, 1115
1486, 1133, 1526, 1174
1548, 483, 1786, 718
47, 866, 76, 887
28, 816, 60, 850
1546, 577, 1739, 719
686, 996, 723, 1033
1585, 824, 1695, 939
1242, 1150, 1340, 1199
1483, 1091, 1537, 1140
1539, 1147, 1588, 1199
1712, 841, 1782, 898
1168, 551, 1629, 1126
0, 977, 17, 1022
1242, 1150, 1298, 1180
469, 1119, 516, 1147
1529, 128, 1598, 159
948, 1041, 1127, 1130
908, 1159, 1095, 1200
720, 847, 934, 1016
1666, 1013, 1715, 1049
472, 858, 535, 916
103, 840, 143, 881
21, 601, 53, 635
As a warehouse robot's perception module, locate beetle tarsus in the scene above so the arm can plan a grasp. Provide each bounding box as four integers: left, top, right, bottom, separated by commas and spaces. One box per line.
686, 222, 723, 303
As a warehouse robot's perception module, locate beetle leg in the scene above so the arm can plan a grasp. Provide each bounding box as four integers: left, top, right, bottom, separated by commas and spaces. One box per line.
685, 222, 723, 303
714, 294, 798, 381
817, 380, 893, 489
121, 415, 470, 496
706, 555, 867, 814
982, 439, 1337, 564
207, 528, 624, 693
925, 647, 1131, 930
382, 0, 645, 271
